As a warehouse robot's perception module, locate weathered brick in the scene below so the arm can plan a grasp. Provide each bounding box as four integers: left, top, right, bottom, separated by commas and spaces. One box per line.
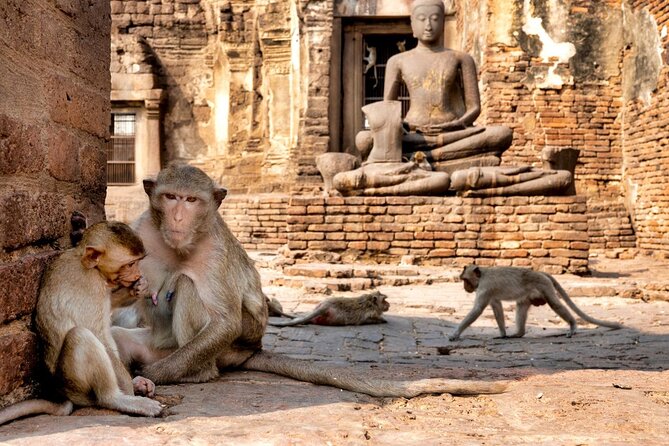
0, 114, 45, 175
0, 327, 39, 397
0, 191, 68, 250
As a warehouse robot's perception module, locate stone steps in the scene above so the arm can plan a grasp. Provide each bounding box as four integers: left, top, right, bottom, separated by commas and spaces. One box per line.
254, 252, 669, 301
266, 262, 460, 293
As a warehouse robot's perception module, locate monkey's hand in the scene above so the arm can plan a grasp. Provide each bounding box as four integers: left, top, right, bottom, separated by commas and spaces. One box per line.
130, 276, 150, 298
132, 376, 156, 398
448, 332, 461, 341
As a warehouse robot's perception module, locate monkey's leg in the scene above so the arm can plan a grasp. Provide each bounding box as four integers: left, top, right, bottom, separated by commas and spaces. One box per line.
112, 326, 173, 368
58, 327, 162, 416
449, 301, 488, 340
490, 300, 507, 338
508, 300, 530, 338
544, 293, 578, 337
217, 304, 264, 370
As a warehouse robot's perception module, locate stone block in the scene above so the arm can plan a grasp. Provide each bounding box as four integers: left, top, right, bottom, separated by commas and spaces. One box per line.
47, 125, 80, 182
0, 326, 39, 396
0, 114, 45, 175
0, 253, 55, 324
0, 191, 67, 250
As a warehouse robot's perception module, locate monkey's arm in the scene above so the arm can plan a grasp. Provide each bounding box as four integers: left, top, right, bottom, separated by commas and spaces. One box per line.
106, 345, 135, 395
140, 276, 242, 384
449, 298, 489, 341
141, 320, 234, 383
489, 300, 507, 338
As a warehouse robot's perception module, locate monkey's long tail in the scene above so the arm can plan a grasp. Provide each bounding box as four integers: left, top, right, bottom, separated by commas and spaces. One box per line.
242, 351, 506, 398
0, 399, 73, 425
549, 276, 624, 330
268, 307, 327, 327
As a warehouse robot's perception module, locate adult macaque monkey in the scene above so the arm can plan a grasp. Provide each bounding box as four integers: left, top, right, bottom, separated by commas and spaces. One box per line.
0, 222, 162, 425
115, 163, 505, 397
450, 265, 624, 340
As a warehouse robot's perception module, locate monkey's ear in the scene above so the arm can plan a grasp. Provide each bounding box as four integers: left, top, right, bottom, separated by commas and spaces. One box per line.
213, 188, 228, 208
472, 266, 481, 278
143, 179, 157, 197
82, 246, 104, 269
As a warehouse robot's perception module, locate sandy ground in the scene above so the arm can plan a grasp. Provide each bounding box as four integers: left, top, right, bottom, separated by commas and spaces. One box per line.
0, 256, 668, 445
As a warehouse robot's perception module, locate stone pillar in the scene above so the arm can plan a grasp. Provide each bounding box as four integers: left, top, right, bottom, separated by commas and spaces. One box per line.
144, 98, 162, 177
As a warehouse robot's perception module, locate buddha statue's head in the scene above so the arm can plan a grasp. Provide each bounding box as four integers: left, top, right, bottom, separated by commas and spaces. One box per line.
411, 0, 445, 44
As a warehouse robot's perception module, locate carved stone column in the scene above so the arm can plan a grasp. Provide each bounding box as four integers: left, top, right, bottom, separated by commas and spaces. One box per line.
144, 97, 163, 177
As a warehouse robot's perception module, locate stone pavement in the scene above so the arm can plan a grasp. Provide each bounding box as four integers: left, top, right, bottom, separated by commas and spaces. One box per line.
0, 255, 668, 445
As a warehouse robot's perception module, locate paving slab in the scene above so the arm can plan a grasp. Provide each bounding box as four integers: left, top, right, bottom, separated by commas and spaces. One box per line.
1, 255, 668, 445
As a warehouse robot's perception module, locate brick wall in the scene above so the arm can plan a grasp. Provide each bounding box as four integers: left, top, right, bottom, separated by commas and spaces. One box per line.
0, 1, 110, 404
622, 1, 669, 255
587, 199, 637, 256
470, 1, 624, 197
220, 194, 289, 251
285, 196, 589, 274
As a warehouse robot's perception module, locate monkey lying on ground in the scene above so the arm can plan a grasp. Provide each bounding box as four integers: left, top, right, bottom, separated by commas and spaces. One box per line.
449, 265, 624, 340
269, 291, 390, 327
111, 163, 505, 397
0, 222, 163, 425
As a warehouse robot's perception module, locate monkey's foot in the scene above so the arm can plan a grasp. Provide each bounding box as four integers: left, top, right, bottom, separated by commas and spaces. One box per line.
132, 376, 156, 398
506, 333, 525, 338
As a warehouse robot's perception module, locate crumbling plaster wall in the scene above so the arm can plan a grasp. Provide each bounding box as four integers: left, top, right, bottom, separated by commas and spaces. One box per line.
457, 0, 640, 255
459, 0, 625, 197
0, 0, 110, 404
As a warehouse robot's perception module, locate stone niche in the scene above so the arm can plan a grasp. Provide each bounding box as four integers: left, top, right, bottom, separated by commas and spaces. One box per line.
285, 195, 589, 275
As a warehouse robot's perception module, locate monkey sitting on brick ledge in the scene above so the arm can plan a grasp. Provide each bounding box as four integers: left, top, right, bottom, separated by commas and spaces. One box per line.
450, 265, 624, 340
110, 163, 506, 398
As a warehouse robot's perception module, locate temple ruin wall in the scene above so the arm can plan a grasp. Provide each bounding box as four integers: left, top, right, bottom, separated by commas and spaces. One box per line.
106, 0, 669, 257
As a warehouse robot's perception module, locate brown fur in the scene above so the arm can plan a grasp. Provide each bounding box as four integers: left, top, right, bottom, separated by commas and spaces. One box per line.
112, 164, 506, 397
0, 222, 162, 425
451, 265, 624, 340
269, 291, 390, 327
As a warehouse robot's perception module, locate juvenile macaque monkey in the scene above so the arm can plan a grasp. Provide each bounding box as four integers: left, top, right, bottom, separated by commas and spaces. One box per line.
0, 222, 163, 425
409, 151, 432, 171
450, 265, 624, 340
113, 163, 505, 397
269, 291, 390, 327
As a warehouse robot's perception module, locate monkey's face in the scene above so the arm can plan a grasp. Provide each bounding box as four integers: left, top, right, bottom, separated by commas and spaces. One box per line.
115, 258, 144, 287
85, 245, 144, 287
460, 265, 480, 293
157, 191, 210, 250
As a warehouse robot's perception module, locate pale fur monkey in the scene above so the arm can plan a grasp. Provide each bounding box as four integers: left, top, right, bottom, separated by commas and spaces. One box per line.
0, 222, 163, 425
269, 291, 390, 327
112, 163, 506, 397
450, 265, 624, 340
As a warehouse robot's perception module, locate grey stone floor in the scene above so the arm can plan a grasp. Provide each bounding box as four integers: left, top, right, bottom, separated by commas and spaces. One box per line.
0, 255, 668, 445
